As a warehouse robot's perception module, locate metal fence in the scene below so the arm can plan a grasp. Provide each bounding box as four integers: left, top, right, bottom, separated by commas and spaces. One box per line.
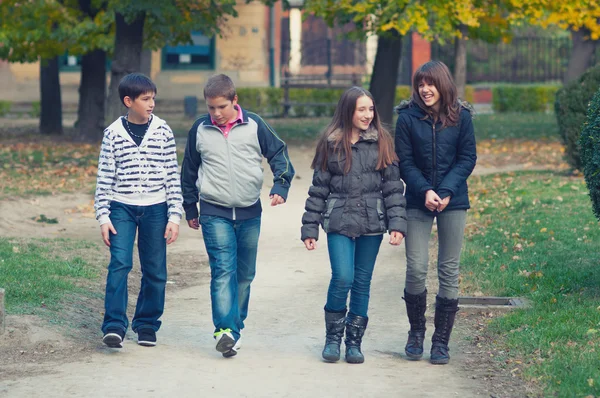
431, 37, 575, 83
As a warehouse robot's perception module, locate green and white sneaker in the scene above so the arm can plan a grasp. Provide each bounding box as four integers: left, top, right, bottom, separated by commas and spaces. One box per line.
214, 328, 235, 354
222, 336, 242, 358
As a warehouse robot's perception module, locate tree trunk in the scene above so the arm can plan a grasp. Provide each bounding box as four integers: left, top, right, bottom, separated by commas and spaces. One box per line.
40, 56, 63, 135
369, 31, 402, 129
565, 28, 597, 84
76, 49, 107, 141
105, 11, 145, 123
454, 25, 468, 100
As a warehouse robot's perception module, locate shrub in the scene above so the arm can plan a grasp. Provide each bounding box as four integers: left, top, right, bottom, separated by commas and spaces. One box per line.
30, 101, 41, 118
0, 101, 11, 116
492, 84, 560, 113
555, 65, 600, 169
395, 85, 475, 105
579, 88, 600, 220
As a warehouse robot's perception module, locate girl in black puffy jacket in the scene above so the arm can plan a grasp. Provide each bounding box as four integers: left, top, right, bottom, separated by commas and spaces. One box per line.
395, 61, 477, 365
301, 86, 407, 364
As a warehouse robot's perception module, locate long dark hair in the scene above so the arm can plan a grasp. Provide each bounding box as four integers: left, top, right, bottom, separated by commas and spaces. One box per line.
411, 61, 460, 128
311, 86, 397, 174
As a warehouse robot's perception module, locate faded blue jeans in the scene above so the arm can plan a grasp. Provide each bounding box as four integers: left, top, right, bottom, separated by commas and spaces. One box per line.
200, 215, 261, 341
102, 201, 168, 335
404, 208, 467, 299
325, 233, 383, 318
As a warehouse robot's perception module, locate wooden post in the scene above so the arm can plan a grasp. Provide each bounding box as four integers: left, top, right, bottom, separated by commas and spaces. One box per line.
0, 288, 5, 335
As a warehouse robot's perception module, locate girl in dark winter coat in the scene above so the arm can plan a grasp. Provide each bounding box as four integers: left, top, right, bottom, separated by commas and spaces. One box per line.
395, 61, 477, 365
301, 86, 407, 364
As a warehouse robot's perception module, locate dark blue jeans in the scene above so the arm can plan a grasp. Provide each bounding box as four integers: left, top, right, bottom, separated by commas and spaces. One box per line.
325, 233, 383, 318
102, 201, 168, 335
200, 215, 261, 341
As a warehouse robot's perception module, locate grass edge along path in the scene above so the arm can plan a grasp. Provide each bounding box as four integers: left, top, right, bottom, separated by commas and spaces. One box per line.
461, 170, 600, 396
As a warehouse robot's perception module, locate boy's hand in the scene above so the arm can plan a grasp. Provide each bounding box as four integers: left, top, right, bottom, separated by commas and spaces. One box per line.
389, 231, 404, 245
425, 190, 442, 212
100, 222, 117, 247
304, 238, 317, 250
187, 218, 200, 230
164, 222, 180, 245
437, 196, 451, 212
270, 194, 285, 206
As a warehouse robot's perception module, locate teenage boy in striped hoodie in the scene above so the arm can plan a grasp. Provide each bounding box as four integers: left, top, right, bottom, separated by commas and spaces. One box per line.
181, 74, 294, 358
94, 73, 183, 349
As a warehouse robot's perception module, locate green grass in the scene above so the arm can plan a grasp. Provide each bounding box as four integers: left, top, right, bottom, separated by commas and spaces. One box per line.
462, 171, 600, 396
473, 112, 559, 140
0, 237, 101, 313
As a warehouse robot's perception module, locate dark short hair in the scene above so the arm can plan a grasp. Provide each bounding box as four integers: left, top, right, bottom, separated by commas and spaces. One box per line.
118, 73, 157, 105
203, 74, 236, 100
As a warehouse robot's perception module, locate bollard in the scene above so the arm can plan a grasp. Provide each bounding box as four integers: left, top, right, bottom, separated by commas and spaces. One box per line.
184, 96, 198, 119
0, 288, 4, 335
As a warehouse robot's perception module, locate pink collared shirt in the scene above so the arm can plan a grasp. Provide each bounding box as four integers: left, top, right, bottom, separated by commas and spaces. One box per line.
211, 104, 243, 138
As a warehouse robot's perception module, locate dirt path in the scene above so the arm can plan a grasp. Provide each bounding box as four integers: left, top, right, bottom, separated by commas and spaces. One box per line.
0, 146, 498, 397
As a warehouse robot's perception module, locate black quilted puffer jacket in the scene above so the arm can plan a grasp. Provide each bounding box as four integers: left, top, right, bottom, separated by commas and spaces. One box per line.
394, 101, 477, 212
301, 127, 407, 241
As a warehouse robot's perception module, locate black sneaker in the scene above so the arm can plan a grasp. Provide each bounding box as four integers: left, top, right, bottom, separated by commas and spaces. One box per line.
137, 328, 157, 347
103, 328, 125, 348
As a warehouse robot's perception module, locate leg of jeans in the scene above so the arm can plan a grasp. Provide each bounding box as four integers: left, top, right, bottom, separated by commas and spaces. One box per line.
349, 235, 383, 317
132, 203, 168, 332
102, 202, 137, 334
404, 208, 435, 295
436, 210, 467, 300
235, 216, 261, 331
201, 216, 241, 340
325, 233, 355, 313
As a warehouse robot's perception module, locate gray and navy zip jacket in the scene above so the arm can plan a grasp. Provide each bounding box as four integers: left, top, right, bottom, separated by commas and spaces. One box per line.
93, 114, 184, 225
181, 107, 295, 221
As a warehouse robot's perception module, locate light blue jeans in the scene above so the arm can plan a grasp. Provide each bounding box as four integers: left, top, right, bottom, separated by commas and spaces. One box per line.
200, 215, 261, 341
404, 208, 467, 299
325, 233, 383, 318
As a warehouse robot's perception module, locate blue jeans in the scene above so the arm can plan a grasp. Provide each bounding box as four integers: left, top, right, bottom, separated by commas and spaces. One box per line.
200, 215, 261, 341
102, 201, 168, 334
325, 233, 383, 318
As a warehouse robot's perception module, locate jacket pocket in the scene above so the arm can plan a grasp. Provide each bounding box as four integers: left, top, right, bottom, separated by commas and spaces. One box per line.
323, 198, 345, 233
366, 198, 386, 233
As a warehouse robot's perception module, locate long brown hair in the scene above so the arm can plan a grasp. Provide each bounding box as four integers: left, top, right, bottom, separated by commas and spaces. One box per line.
411, 61, 460, 128
311, 86, 397, 174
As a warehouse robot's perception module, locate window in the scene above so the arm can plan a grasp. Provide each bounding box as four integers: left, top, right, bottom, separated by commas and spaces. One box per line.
162, 32, 215, 70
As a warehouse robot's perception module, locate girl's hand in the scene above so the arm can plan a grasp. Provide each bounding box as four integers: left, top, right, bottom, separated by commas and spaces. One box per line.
437, 196, 451, 212
425, 190, 441, 212
100, 222, 117, 247
164, 222, 180, 245
270, 194, 285, 206
389, 231, 404, 245
304, 238, 317, 250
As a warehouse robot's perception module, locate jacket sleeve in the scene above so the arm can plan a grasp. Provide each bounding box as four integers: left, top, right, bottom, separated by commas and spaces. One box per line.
254, 115, 295, 201
395, 114, 434, 198
93, 129, 116, 225
163, 124, 183, 224
180, 119, 203, 220
437, 111, 477, 199
381, 161, 407, 234
300, 168, 331, 241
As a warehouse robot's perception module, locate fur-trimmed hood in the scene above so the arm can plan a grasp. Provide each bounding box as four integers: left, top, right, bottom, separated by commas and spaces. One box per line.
327, 126, 379, 143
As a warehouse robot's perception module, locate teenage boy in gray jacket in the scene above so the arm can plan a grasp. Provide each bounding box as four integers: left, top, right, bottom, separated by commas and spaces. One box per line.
181, 74, 295, 358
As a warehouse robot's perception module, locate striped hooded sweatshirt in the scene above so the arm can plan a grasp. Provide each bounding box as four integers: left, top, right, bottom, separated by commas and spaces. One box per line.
94, 114, 183, 225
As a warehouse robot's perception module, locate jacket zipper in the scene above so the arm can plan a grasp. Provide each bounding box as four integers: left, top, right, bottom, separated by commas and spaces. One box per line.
432, 122, 437, 187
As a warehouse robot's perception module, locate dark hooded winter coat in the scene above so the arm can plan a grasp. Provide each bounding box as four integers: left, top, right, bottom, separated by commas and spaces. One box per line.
394, 101, 477, 213
301, 127, 407, 241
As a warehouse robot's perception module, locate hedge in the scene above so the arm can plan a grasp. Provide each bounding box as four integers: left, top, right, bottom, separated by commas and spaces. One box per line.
579, 88, 600, 220
237, 85, 475, 117
555, 65, 600, 170
492, 84, 560, 113
0, 101, 10, 117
